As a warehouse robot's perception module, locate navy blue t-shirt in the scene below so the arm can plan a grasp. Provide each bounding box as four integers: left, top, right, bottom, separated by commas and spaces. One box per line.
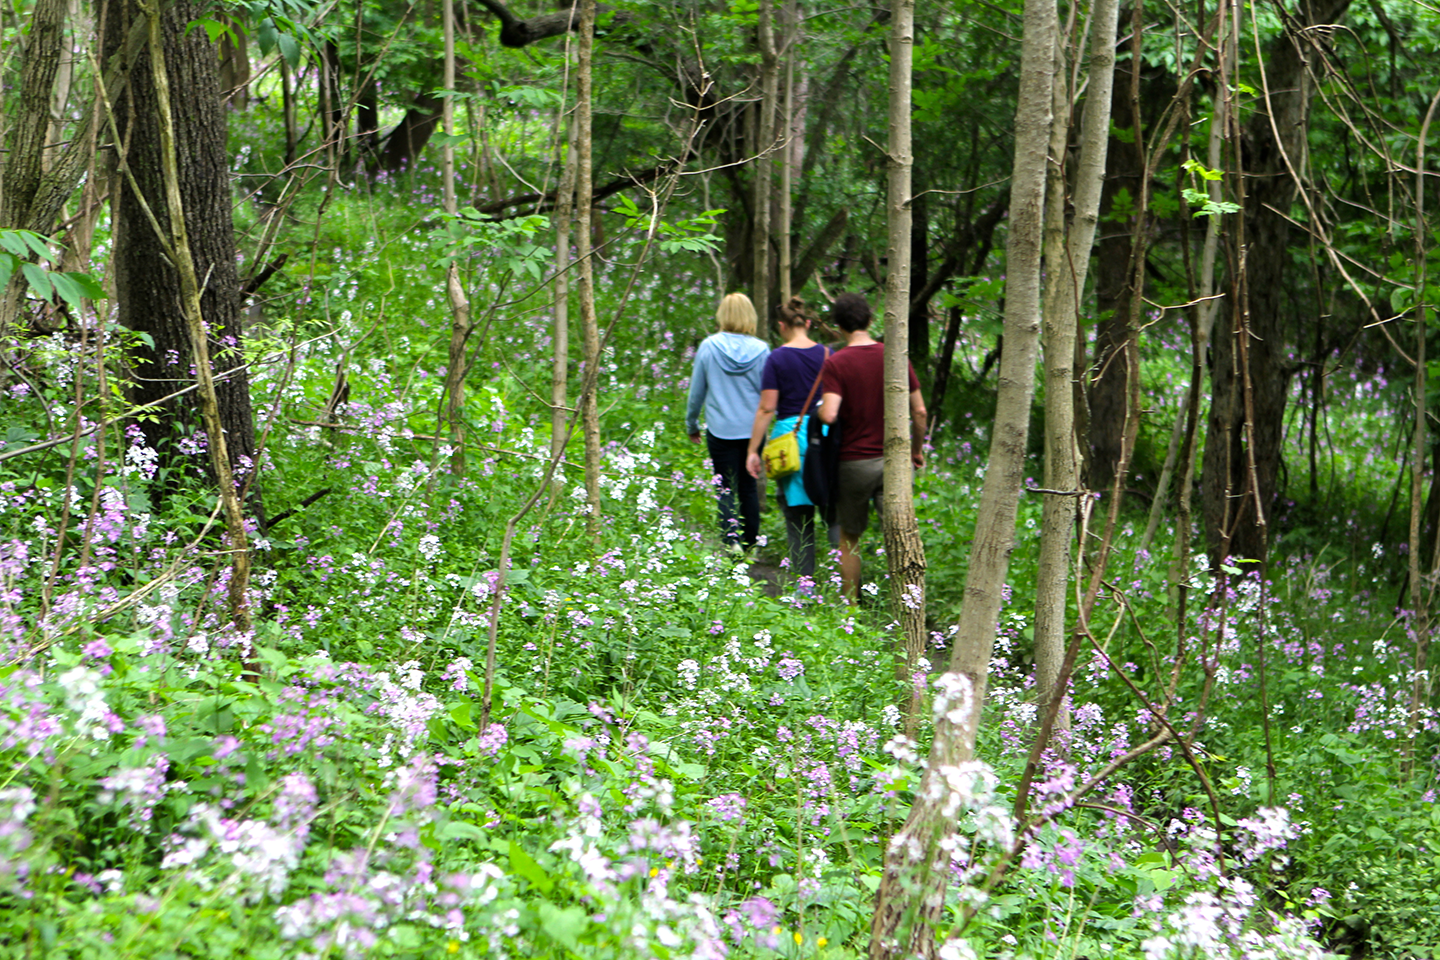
761, 344, 829, 418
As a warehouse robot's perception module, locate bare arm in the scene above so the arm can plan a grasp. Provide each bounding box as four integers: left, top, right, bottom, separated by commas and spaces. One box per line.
746, 389, 780, 478
819, 391, 842, 425
909, 389, 928, 468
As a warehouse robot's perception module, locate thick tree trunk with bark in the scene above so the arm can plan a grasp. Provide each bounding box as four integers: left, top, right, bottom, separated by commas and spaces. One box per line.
1, 0, 68, 232
380, 93, 446, 173
104, 0, 262, 523
1201, 0, 1350, 563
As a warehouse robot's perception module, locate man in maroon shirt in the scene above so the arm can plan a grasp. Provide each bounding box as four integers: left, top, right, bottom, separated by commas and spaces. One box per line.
817, 292, 927, 601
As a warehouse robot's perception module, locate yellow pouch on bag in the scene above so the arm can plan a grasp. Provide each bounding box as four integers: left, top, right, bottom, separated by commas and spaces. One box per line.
763, 431, 802, 478
761, 348, 829, 480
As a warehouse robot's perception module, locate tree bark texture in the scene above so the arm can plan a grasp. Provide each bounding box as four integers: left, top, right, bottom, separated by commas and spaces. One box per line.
752, 0, 779, 334
442, 0, 472, 477
867, 0, 1055, 954
104, 0, 262, 522
576, 0, 603, 534
141, 0, 253, 638
877, 0, 926, 728
1034, 0, 1118, 753
1, 0, 68, 232
1086, 50, 1145, 492
1201, 0, 1351, 564
552, 117, 578, 483
1034, 36, 1077, 734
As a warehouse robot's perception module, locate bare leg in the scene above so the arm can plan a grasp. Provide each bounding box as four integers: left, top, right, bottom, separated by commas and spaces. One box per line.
839, 530, 862, 602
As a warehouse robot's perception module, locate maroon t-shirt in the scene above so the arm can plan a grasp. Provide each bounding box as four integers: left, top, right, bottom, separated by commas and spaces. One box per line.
820, 342, 921, 460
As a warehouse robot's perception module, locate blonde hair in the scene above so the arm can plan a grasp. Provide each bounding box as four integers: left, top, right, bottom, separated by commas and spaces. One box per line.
716, 292, 758, 335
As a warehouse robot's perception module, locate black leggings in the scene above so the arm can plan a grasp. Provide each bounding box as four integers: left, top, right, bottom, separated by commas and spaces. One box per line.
706, 433, 760, 549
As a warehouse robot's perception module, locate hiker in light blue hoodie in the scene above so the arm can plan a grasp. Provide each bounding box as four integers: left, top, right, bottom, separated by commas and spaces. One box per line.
686, 293, 771, 549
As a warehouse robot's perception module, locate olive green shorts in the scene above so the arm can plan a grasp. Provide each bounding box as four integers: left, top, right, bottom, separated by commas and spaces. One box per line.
836, 457, 885, 538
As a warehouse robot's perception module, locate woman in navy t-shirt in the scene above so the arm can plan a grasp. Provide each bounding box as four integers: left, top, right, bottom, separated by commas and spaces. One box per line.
745, 298, 831, 582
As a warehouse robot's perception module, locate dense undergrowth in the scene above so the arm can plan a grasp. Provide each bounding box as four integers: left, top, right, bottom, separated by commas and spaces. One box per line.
2, 158, 1438, 960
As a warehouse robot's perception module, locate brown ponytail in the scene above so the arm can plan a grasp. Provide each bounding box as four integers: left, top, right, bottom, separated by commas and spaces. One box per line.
777, 296, 811, 328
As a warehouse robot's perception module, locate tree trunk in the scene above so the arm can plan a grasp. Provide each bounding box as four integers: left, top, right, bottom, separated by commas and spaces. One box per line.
2, 0, 67, 232
752, 0, 779, 335
576, 0, 602, 534
908, 183, 930, 366
867, 0, 1054, 954
379, 92, 445, 173
777, 4, 796, 304
441, 0, 472, 476
44, 0, 81, 169
553, 114, 578, 491
1146, 1, 1233, 561
217, 16, 250, 108
1201, 0, 1351, 564
0, 0, 68, 339
1034, 36, 1076, 733
281, 56, 297, 165
1085, 48, 1143, 492
104, 0, 262, 525
1404, 88, 1440, 770
877, 0, 926, 733
1032, 0, 1119, 744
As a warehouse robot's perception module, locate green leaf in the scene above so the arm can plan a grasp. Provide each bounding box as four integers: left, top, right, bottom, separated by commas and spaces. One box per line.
0, 254, 14, 291
187, 18, 232, 44
49, 273, 89, 312
19, 231, 54, 261
449, 699, 476, 730
440, 820, 486, 842
21, 263, 54, 301
67, 271, 103, 299
508, 840, 554, 893
1183, 158, 1225, 181
256, 17, 278, 56
537, 903, 588, 950
277, 33, 300, 69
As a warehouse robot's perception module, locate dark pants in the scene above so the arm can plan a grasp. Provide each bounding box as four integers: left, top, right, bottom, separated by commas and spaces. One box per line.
779, 486, 816, 581
706, 433, 760, 549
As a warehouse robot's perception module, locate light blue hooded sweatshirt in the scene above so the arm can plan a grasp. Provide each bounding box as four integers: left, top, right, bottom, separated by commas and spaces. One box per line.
685, 332, 770, 440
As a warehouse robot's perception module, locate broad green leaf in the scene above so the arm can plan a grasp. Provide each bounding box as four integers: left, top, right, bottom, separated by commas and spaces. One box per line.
49, 273, 88, 312
0, 232, 30, 257
21, 263, 53, 301
187, 18, 232, 44
20, 231, 53, 261
508, 840, 553, 893
537, 903, 587, 950
277, 33, 300, 68
440, 820, 486, 842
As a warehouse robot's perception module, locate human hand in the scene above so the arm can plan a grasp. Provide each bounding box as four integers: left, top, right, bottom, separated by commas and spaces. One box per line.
912, 451, 925, 470
746, 452, 764, 479
689, 433, 701, 444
